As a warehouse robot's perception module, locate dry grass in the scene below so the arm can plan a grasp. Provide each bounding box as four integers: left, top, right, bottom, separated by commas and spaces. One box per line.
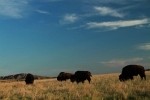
0, 72, 150, 100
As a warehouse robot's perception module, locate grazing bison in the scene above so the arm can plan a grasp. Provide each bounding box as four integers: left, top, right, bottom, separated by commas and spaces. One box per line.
57, 72, 73, 81
25, 73, 34, 84
70, 71, 92, 84
119, 65, 146, 81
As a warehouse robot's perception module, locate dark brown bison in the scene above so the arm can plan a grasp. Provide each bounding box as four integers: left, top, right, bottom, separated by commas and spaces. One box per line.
119, 65, 146, 81
70, 71, 92, 84
25, 73, 34, 84
57, 72, 73, 81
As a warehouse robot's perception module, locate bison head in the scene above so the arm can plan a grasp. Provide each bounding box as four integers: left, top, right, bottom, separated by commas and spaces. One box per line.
57, 76, 61, 81
119, 74, 132, 81
119, 74, 125, 81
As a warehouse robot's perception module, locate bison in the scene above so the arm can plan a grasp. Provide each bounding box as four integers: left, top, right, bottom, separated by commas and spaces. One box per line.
70, 71, 92, 84
119, 65, 146, 81
57, 72, 73, 81
25, 73, 34, 84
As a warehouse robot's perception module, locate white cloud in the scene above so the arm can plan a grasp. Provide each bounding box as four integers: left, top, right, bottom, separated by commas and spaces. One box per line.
87, 18, 150, 30
101, 57, 144, 67
0, 0, 29, 18
36, 10, 50, 15
94, 6, 124, 18
138, 43, 150, 50
60, 14, 78, 24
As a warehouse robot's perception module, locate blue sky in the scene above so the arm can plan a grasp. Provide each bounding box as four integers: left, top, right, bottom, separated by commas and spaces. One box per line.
0, 0, 150, 76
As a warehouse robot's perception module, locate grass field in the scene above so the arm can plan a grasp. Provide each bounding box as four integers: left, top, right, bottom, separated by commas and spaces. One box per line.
0, 72, 150, 100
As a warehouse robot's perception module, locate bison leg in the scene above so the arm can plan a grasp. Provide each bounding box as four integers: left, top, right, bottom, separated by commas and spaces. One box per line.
140, 74, 146, 80
87, 77, 91, 83
130, 76, 134, 80
144, 75, 146, 80
77, 81, 79, 84
76, 80, 80, 84
82, 81, 84, 83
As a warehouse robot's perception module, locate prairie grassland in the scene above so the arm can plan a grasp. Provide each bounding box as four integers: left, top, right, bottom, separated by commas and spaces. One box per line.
0, 72, 150, 100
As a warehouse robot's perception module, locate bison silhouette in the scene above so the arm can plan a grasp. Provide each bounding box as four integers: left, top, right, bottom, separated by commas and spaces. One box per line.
119, 65, 146, 81
57, 72, 73, 81
70, 71, 92, 84
25, 73, 34, 84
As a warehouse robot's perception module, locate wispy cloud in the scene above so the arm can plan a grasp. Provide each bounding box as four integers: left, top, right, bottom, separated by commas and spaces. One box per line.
60, 14, 78, 24
87, 18, 150, 30
94, 6, 124, 18
101, 57, 144, 67
84, 0, 125, 5
36, 10, 50, 15
84, 0, 144, 5
138, 43, 150, 50
0, 0, 29, 19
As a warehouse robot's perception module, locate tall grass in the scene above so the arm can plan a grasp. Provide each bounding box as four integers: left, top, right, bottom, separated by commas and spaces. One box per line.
0, 72, 150, 100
